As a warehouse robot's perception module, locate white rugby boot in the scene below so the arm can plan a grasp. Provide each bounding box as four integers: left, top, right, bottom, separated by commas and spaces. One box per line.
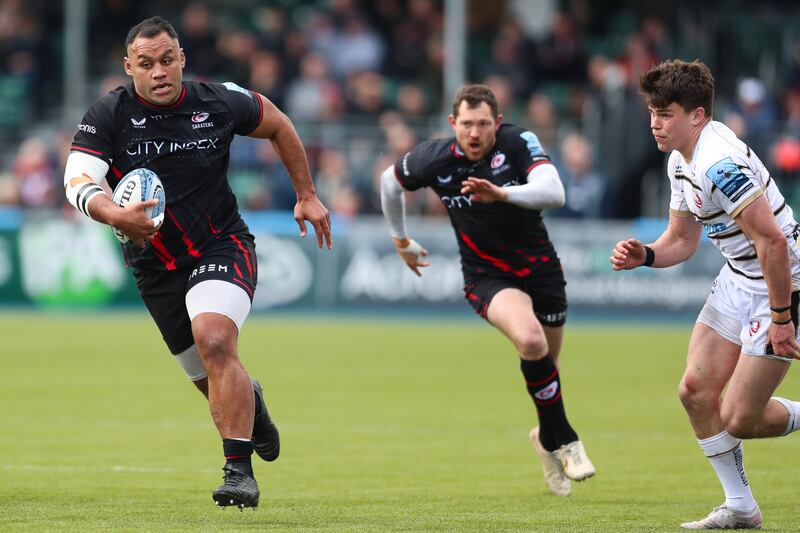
680, 504, 762, 529
553, 439, 596, 481
529, 426, 571, 496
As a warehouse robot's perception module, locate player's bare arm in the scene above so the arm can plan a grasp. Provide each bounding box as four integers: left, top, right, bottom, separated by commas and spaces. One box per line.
735, 195, 800, 359
610, 213, 701, 270
249, 93, 332, 249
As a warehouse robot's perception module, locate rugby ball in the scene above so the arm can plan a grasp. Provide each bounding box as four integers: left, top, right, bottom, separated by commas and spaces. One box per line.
110, 168, 166, 244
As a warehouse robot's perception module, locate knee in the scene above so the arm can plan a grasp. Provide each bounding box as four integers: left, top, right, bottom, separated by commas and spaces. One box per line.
516, 332, 549, 360
195, 330, 235, 366
721, 409, 756, 439
678, 374, 716, 412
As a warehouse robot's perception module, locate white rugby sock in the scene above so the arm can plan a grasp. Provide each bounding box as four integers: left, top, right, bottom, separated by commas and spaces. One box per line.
771, 397, 800, 435
698, 431, 756, 513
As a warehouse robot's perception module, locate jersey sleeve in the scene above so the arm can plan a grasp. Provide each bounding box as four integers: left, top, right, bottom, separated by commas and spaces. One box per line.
217, 82, 263, 136
667, 152, 691, 216
70, 94, 116, 164
505, 126, 552, 175
703, 154, 762, 218
393, 140, 438, 191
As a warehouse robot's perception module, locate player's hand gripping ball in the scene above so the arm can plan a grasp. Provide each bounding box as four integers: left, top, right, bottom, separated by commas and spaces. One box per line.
110, 168, 166, 243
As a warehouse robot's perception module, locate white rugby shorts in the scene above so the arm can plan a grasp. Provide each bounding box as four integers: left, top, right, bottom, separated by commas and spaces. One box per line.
697, 267, 797, 360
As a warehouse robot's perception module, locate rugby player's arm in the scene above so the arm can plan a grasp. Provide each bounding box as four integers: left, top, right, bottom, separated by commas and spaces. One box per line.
735, 193, 794, 316
646, 211, 703, 267
248, 93, 332, 248
460, 164, 565, 209
611, 212, 701, 271
379, 164, 429, 276
63, 151, 157, 243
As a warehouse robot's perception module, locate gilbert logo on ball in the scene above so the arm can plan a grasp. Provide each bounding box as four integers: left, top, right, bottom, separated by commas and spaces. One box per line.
110, 168, 166, 244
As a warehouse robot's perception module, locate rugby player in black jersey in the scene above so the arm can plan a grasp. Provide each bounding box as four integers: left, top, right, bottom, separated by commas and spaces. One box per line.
63, 16, 332, 509
380, 85, 594, 496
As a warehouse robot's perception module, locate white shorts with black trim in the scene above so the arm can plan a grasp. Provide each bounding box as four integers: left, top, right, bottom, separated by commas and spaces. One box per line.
697, 267, 798, 360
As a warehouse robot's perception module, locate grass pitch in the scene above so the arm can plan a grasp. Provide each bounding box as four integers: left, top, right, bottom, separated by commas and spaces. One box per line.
2, 313, 800, 532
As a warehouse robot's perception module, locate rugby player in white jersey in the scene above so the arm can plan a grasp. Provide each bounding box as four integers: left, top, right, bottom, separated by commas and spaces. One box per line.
611, 59, 800, 529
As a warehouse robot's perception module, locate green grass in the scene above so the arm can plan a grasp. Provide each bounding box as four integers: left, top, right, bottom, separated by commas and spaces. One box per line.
1, 313, 800, 531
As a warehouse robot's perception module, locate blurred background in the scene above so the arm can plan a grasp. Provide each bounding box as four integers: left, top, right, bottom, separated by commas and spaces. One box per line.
1, 0, 799, 316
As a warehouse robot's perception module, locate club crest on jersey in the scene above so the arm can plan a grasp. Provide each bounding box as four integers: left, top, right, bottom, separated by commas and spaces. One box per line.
491, 152, 506, 169
131, 117, 146, 128
191, 112, 214, 129
749, 319, 761, 336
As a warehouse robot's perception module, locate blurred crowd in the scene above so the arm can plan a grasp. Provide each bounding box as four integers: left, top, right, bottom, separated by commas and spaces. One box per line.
2, 0, 800, 220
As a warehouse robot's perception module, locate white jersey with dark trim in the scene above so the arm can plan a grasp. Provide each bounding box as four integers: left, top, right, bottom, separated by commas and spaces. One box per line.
70, 80, 263, 270
667, 120, 800, 293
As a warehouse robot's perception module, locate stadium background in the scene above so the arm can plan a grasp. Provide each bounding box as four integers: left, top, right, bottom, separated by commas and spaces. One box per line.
4, 2, 800, 532
1, 0, 799, 317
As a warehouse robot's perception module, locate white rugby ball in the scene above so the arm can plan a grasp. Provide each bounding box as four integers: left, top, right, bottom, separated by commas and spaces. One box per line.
110, 168, 166, 244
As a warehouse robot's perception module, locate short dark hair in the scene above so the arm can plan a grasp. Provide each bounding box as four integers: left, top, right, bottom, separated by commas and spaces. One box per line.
452, 84, 499, 118
125, 16, 180, 50
639, 59, 715, 117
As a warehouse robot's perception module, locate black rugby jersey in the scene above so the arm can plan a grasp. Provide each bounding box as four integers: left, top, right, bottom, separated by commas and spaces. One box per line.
71, 80, 262, 270
394, 124, 560, 278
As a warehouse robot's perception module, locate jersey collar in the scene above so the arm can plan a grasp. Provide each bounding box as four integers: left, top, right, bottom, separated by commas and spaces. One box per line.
133, 83, 187, 110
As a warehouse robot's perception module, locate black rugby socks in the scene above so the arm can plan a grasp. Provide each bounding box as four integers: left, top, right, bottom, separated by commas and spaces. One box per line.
520, 356, 578, 451
223, 438, 254, 476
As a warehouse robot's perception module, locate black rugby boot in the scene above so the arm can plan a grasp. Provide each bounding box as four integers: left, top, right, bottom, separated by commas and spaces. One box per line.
212, 463, 260, 509
251, 379, 280, 462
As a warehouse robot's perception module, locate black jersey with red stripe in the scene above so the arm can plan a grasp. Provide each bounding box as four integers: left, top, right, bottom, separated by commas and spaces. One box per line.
70, 80, 263, 270
394, 124, 560, 278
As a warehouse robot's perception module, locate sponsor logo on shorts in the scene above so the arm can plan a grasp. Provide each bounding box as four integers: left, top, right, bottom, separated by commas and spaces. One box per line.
537, 310, 566, 325
189, 263, 229, 279
749, 319, 761, 336
534, 381, 559, 401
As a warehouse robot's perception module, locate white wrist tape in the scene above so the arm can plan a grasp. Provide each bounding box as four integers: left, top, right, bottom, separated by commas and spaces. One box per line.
64, 152, 110, 217
397, 239, 424, 256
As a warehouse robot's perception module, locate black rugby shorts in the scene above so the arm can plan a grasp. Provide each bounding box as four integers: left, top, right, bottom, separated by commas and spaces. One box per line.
133, 232, 258, 354
463, 268, 567, 327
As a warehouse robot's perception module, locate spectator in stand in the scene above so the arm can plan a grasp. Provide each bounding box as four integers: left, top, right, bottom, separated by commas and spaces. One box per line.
284, 53, 343, 121
552, 132, 606, 219
249, 49, 285, 109
13, 137, 59, 208
524, 92, 560, 154
726, 77, 779, 158
179, 1, 221, 79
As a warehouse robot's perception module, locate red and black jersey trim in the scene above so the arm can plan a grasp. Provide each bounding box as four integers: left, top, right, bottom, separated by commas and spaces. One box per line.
71, 145, 110, 162
252, 90, 264, 127
134, 85, 187, 110
526, 160, 552, 174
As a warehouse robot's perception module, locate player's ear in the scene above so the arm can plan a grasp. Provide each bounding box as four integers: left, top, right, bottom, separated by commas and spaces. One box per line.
495, 113, 503, 129
448, 114, 456, 128
123, 56, 133, 76
692, 106, 705, 126
180, 48, 186, 68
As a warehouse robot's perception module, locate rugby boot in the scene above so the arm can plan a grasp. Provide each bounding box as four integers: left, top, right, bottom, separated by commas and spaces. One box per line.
529, 426, 571, 496
680, 504, 762, 529
251, 378, 280, 461
553, 439, 596, 481
212, 463, 260, 509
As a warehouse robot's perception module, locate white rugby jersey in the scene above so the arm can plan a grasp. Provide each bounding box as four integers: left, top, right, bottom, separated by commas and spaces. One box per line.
667, 120, 800, 293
